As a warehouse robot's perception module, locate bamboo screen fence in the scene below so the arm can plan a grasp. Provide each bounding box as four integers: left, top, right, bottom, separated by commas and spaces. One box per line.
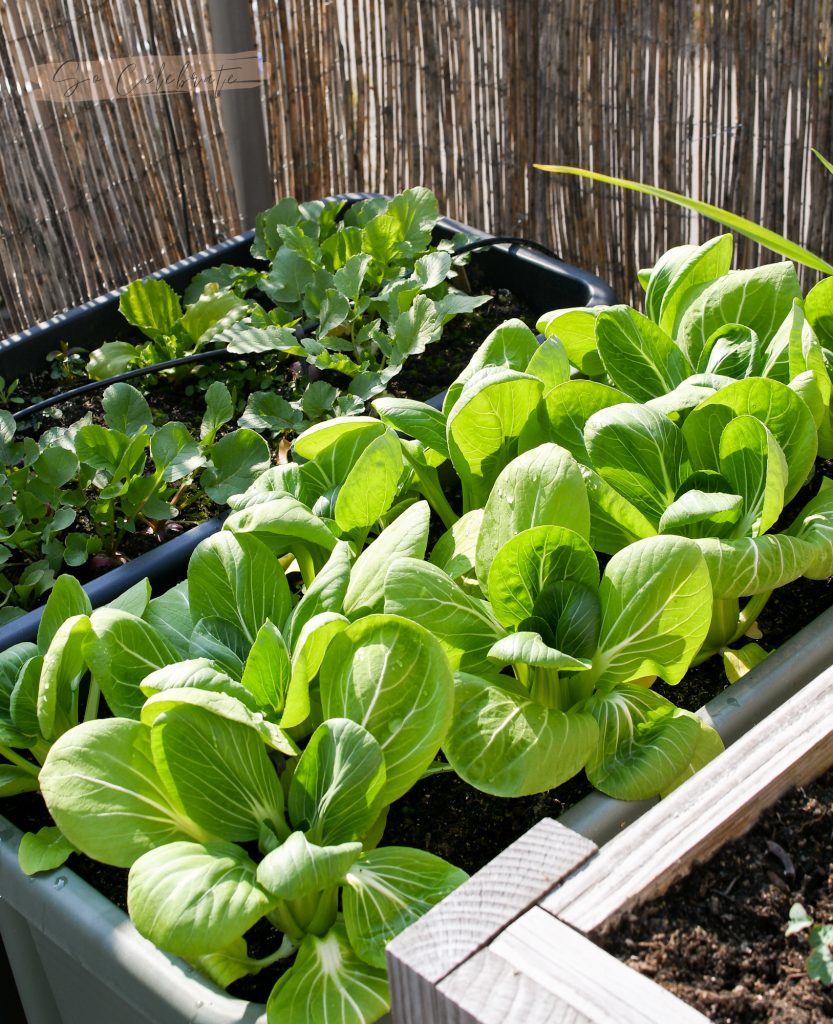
1, 0, 832, 334
0, 1, 240, 333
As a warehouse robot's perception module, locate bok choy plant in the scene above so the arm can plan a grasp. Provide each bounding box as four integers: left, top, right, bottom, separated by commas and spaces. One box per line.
218, 328, 726, 802
536, 233, 833, 455
3, 524, 468, 1022
519, 372, 833, 675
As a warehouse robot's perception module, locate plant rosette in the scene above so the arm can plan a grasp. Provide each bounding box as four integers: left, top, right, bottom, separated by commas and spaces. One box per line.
87, 187, 491, 425
1, 527, 468, 1023
1, 188, 521, 622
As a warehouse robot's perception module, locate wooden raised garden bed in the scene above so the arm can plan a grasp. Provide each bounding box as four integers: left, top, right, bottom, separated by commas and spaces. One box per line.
387, 654, 833, 1022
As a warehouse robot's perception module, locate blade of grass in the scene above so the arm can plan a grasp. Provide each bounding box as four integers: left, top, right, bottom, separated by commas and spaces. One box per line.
534, 164, 833, 276
813, 149, 833, 177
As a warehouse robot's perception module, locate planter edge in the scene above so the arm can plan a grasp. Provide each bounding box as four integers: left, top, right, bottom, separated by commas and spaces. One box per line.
387, 609, 833, 1022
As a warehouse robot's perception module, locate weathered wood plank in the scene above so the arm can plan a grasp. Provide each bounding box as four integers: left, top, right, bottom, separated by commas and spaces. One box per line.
544, 663, 833, 934
387, 818, 596, 1024
436, 946, 593, 1024
437, 907, 707, 1024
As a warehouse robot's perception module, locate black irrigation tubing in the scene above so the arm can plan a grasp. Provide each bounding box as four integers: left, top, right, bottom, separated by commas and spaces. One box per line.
451, 235, 562, 261
13, 234, 559, 422
13, 349, 258, 421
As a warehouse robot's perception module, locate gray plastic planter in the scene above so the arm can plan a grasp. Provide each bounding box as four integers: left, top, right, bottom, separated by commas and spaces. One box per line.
0, 818, 264, 1024
3, 600, 833, 1023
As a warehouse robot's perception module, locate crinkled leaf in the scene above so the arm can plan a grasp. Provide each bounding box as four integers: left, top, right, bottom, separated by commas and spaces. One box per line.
444, 673, 599, 796
320, 614, 454, 804
128, 840, 272, 956
119, 278, 181, 342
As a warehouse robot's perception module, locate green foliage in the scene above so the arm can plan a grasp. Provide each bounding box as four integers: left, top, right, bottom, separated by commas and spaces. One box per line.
0, 382, 268, 617
6, 194, 833, 1023
786, 904, 833, 985
85, 188, 489, 427
6, 514, 469, 1023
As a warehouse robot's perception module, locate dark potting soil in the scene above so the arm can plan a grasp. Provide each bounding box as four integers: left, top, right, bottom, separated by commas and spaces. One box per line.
389, 285, 537, 402
598, 766, 833, 1023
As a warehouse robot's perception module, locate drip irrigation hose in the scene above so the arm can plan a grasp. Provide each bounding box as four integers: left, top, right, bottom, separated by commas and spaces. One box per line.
451, 235, 562, 261
14, 233, 560, 422
13, 349, 257, 421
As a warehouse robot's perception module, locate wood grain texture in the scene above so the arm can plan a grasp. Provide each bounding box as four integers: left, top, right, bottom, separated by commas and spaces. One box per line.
436, 947, 593, 1024
438, 907, 707, 1024
387, 818, 596, 1024
544, 663, 833, 935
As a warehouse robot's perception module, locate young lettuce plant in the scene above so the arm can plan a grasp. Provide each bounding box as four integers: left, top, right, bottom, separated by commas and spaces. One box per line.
16, 521, 466, 1023
88, 188, 490, 424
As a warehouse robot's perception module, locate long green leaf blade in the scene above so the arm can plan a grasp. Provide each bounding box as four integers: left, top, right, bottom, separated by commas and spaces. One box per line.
534, 165, 833, 275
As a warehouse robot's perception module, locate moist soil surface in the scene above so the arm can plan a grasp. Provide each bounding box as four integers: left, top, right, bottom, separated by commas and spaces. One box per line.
599, 766, 833, 1023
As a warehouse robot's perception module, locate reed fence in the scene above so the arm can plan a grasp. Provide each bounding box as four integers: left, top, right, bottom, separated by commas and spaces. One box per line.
0, 1, 239, 334
1, 0, 831, 334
